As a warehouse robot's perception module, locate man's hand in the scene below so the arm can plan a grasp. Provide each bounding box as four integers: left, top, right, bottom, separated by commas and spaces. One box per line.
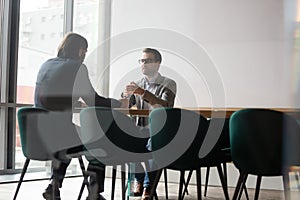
125, 82, 145, 96
119, 98, 129, 108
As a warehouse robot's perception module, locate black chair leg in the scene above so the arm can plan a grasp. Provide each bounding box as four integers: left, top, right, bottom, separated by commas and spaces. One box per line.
164, 168, 169, 199
196, 169, 202, 200
182, 170, 193, 199
254, 175, 262, 200
242, 183, 249, 200
295, 172, 300, 190
178, 170, 185, 200
78, 156, 86, 174
111, 167, 117, 200
184, 170, 192, 195
238, 174, 248, 200
78, 174, 88, 200
13, 158, 30, 200
77, 156, 86, 200
204, 166, 210, 197
216, 165, 229, 200
283, 172, 291, 200
121, 164, 126, 200
149, 169, 163, 200
232, 172, 247, 200
222, 162, 228, 189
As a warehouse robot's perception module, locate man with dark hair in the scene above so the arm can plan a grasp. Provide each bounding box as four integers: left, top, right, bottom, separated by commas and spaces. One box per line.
123, 48, 177, 200
124, 48, 176, 116
35, 32, 128, 200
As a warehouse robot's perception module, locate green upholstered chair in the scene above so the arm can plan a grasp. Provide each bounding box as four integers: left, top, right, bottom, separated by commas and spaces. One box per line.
79, 107, 155, 200
229, 108, 295, 200
202, 118, 232, 197
148, 107, 230, 200
185, 117, 249, 199
15, 106, 85, 200
181, 118, 234, 199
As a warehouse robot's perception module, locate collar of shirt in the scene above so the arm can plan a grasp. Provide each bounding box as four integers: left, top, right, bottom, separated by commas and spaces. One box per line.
144, 73, 159, 84
144, 73, 160, 90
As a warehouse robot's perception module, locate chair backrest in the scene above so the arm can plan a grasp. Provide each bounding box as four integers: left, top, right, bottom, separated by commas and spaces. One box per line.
282, 113, 300, 169
149, 108, 225, 170
79, 107, 152, 165
17, 106, 51, 160
18, 106, 84, 160
229, 108, 286, 176
215, 118, 231, 150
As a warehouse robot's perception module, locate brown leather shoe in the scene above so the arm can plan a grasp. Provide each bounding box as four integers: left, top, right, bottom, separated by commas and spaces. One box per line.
133, 181, 143, 196
142, 188, 150, 200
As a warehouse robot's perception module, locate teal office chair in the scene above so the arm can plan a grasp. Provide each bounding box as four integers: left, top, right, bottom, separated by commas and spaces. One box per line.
79, 107, 156, 200
148, 108, 230, 200
180, 118, 233, 198
229, 108, 295, 200
202, 118, 232, 197
15, 106, 86, 200
184, 118, 249, 199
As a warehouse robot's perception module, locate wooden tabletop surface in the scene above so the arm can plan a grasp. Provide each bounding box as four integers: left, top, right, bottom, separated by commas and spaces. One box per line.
112, 107, 300, 118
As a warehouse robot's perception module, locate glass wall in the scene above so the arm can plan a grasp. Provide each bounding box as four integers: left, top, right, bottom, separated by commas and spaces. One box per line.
17, 0, 65, 105
15, 0, 105, 174
73, 0, 99, 53
0, 0, 105, 175
0, 0, 5, 170
15, 0, 65, 170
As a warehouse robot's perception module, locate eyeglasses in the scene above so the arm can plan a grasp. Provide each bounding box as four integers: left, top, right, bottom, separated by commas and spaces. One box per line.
138, 58, 155, 64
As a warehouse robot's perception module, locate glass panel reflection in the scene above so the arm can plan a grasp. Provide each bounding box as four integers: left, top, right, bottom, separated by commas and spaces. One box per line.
16, 0, 64, 170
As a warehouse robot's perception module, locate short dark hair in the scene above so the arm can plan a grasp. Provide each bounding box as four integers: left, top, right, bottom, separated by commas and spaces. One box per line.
57, 32, 88, 59
143, 48, 162, 63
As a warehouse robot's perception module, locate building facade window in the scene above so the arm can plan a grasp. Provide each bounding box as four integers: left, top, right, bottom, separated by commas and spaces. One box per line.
0, 0, 106, 176
41, 16, 46, 22
16, 0, 65, 171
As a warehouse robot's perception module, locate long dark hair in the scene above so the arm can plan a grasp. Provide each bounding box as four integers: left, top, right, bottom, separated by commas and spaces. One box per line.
57, 32, 88, 59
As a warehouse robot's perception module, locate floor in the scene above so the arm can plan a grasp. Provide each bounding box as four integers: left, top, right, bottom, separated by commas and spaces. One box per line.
1, 175, 299, 200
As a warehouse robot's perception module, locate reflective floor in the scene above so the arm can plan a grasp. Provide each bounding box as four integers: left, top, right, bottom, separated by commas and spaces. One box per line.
1, 175, 299, 200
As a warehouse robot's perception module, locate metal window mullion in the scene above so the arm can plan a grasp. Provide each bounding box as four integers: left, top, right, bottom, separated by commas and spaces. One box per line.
96, 0, 112, 96
63, 0, 74, 34
0, 0, 12, 170
6, 0, 20, 170
0, 0, 3, 98
0, 0, 10, 104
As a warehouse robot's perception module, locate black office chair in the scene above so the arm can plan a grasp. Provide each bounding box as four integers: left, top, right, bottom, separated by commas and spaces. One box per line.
15, 106, 86, 200
148, 107, 230, 200
79, 106, 156, 200
229, 108, 297, 200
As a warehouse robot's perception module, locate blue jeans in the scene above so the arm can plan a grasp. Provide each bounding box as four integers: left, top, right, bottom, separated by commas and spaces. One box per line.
134, 163, 150, 188
134, 159, 157, 189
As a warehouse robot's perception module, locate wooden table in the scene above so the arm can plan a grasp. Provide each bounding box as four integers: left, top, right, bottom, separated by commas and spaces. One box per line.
73, 106, 300, 198
113, 107, 300, 119
73, 108, 300, 127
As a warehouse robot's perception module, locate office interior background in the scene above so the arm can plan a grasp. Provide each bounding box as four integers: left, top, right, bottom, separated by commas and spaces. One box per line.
0, 0, 300, 192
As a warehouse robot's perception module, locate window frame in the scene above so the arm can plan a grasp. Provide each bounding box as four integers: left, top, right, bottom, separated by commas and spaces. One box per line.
0, 0, 75, 174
